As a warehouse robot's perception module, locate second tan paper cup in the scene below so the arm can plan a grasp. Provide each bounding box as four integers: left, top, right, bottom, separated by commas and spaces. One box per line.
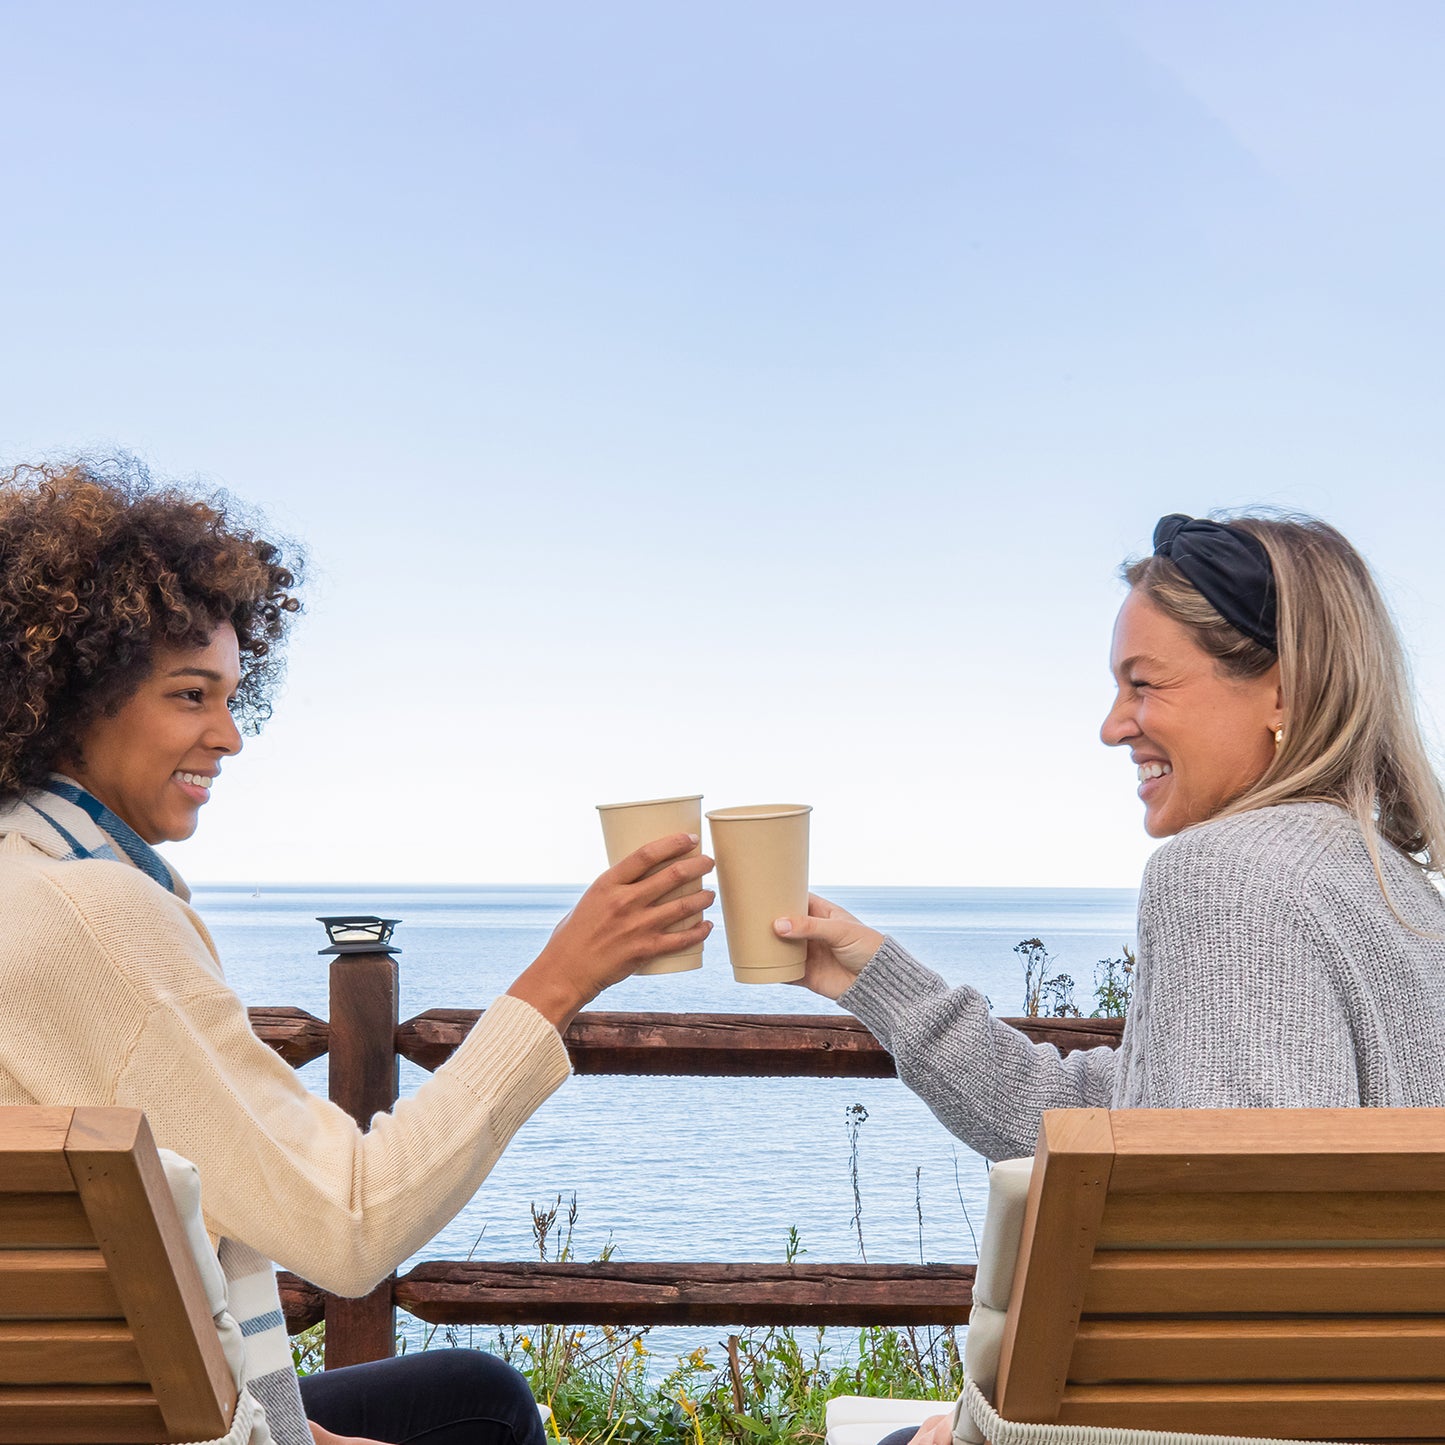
705, 803, 811, 983
597, 795, 705, 976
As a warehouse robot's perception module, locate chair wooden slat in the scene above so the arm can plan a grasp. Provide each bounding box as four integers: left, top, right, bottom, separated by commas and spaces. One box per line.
1070, 1317, 1445, 1383
0, 1195, 93, 1248
1085, 1246, 1445, 1314
1108, 1108, 1445, 1193
0, 1321, 143, 1385
0, 1108, 78, 1193
0, 1252, 119, 1319
0, 1384, 166, 1443
1056, 1380, 1445, 1438
994, 1109, 1115, 1424
64, 1108, 236, 1441
1097, 1190, 1445, 1246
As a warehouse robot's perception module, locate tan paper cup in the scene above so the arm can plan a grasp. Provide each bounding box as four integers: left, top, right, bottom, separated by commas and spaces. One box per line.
597, 795, 705, 975
705, 804, 811, 983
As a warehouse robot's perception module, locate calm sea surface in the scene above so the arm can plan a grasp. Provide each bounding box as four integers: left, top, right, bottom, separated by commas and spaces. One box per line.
199, 883, 1137, 1359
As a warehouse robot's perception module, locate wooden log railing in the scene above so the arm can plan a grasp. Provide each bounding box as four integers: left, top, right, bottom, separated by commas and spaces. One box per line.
280, 1262, 983, 1332
249, 952, 1122, 1369
252, 1005, 1122, 1078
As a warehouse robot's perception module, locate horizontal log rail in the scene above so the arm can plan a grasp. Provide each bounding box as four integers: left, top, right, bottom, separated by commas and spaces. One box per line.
249, 1005, 329, 1067
279, 1261, 977, 1330
248, 1006, 1123, 1078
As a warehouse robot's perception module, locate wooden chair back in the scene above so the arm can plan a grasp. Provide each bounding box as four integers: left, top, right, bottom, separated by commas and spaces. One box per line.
0, 1106, 237, 1444
993, 1107, 1445, 1442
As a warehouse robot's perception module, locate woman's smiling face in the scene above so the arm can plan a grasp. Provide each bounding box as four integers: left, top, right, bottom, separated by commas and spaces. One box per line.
60, 623, 243, 845
1100, 589, 1283, 838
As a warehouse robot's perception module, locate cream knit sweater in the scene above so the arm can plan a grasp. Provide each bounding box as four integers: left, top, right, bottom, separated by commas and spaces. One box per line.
0, 828, 571, 1297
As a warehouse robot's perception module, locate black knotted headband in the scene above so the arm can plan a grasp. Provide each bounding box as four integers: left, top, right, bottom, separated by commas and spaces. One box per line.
1151, 514, 1278, 652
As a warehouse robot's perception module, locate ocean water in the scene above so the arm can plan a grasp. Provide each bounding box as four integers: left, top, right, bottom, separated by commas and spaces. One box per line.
199, 882, 1137, 1358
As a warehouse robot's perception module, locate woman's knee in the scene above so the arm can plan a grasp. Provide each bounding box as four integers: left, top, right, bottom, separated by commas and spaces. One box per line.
409, 1348, 536, 1413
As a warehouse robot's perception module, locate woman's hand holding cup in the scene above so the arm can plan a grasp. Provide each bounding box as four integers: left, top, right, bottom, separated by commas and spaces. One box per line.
507, 834, 715, 1031
773, 893, 884, 1000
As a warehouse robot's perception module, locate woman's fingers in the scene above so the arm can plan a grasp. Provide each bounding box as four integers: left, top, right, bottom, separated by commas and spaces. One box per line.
772, 910, 853, 946
609, 832, 703, 885
774, 907, 861, 942
644, 916, 713, 957
639, 887, 715, 960
654, 887, 716, 927
636, 852, 715, 906
773, 896, 884, 973
607, 834, 715, 910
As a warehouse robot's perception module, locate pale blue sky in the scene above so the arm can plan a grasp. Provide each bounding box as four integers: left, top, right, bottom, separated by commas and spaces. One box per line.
2, 2, 1442, 886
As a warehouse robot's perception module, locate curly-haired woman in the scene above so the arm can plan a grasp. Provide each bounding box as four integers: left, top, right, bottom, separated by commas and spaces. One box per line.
0, 459, 714, 1445
773, 514, 1445, 1445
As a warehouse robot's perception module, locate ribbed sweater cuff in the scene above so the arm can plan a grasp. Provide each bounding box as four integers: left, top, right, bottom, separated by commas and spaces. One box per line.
442, 994, 572, 1138
839, 934, 951, 1050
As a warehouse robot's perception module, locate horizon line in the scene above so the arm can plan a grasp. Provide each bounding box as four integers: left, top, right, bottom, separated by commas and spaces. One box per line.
188, 879, 1143, 893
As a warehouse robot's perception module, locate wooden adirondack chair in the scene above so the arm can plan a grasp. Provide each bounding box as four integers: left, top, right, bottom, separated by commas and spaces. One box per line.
0, 1106, 239, 1445
829, 1107, 1445, 1445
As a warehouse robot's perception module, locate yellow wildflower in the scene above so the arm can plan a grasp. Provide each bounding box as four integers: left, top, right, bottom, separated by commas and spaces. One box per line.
677, 1391, 704, 1445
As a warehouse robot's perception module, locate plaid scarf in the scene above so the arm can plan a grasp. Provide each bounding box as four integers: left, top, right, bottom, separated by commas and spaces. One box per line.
3, 774, 185, 897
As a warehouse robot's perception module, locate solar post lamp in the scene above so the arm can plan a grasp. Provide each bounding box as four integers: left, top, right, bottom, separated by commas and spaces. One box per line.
316, 915, 402, 956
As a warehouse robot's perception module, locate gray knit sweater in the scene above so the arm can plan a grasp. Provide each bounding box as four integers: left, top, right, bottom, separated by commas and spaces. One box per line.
839, 802, 1445, 1162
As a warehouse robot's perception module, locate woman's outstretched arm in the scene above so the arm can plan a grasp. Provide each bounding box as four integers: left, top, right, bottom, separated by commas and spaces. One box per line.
776, 895, 1117, 1161
0, 835, 711, 1296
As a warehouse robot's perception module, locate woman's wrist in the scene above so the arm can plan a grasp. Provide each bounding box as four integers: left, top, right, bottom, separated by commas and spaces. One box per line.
506, 949, 589, 1033
846, 926, 886, 973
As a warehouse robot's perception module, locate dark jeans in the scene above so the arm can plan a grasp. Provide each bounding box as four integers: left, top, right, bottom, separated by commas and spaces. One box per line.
876, 1431, 923, 1445
298, 1349, 546, 1445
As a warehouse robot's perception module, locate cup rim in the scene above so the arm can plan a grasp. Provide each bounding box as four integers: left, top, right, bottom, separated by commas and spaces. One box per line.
597, 794, 704, 812
705, 803, 812, 821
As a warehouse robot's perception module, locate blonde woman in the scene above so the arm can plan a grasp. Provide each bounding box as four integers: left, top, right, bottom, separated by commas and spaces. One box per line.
774, 513, 1445, 1445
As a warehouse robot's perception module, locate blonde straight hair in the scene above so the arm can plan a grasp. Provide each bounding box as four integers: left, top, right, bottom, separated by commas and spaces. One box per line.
1125, 511, 1445, 883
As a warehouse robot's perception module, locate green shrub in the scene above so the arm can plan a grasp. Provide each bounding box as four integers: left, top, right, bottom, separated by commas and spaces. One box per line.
1017, 936, 1135, 1019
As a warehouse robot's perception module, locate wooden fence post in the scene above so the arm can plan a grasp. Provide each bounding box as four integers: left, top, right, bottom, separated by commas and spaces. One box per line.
323, 933, 400, 1369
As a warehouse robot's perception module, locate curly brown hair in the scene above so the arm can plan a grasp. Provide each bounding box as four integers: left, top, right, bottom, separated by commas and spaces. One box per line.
0, 457, 303, 802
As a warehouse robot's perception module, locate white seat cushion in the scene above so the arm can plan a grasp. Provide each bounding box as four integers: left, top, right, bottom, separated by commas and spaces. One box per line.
952, 1156, 1034, 1442
158, 1150, 250, 1399
825, 1394, 944, 1445
962, 1301, 1006, 1401
972, 1157, 1032, 1310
